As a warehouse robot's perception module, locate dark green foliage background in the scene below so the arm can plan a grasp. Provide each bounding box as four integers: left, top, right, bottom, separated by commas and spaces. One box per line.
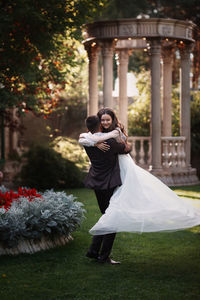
19, 145, 84, 190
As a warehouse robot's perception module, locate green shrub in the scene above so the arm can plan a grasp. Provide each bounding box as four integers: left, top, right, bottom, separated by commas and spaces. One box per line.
51, 136, 89, 171
19, 145, 84, 190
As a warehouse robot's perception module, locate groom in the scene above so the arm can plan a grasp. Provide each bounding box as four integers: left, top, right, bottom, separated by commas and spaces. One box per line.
83, 115, 131, 265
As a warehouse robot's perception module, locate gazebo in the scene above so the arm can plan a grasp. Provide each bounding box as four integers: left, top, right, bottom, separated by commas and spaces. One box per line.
83, 18, 199, 186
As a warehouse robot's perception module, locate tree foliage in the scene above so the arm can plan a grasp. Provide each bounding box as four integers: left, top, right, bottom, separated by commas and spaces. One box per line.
101, 0, 200, 25
128, 51, 150, 74
191, 91, 200, 153
0, 0, 106, 112
99, 0, 149, 19
128, 71, 151, 136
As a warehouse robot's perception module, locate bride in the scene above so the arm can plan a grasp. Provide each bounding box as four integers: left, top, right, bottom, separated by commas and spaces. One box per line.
79, 108, 200, 235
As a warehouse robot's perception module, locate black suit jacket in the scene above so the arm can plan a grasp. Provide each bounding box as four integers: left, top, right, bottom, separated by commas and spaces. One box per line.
84, 138, 127, 190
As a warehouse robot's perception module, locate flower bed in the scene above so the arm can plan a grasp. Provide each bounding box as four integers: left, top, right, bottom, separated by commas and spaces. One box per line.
0, 186, 85, 255
0, 187, 42, 210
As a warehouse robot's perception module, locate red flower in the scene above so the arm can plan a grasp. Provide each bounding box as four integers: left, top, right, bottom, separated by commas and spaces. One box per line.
0, 187, 42, 210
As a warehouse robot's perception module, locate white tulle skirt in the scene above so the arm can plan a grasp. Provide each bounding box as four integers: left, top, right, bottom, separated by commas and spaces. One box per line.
90, 154, 200, 235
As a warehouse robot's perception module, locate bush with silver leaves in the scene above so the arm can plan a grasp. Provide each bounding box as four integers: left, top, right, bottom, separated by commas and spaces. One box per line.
0, 188, 85, 248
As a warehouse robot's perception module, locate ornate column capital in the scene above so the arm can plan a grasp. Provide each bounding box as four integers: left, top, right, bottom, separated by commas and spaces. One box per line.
149, 38, 162, 56
179, 42, 194, 60
116, 48, 130, 64
101, 40, 115, 58
85, 43, 100, 62
162, 46, 175, 64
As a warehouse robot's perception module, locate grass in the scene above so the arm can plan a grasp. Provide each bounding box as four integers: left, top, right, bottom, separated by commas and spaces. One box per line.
0, 186, 200, 300
171, 185, 200, 200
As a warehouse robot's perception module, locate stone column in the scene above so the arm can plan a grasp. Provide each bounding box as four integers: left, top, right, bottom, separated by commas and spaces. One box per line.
102, 40, 114, 108
149, 39, 162, 171
4, 126, 10, 159
179, 43, 193, 168
0, 113, 5, 160
10, 108, 19, 152
162, 46, 174, 136
117, 49, 129, 131
86, 43, 99, 115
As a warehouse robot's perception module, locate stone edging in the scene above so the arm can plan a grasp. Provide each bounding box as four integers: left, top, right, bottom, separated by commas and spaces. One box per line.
0, 234, 73, 256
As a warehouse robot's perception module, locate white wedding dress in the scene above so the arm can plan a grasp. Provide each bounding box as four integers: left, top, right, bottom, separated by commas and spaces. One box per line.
79, 130, 200, 235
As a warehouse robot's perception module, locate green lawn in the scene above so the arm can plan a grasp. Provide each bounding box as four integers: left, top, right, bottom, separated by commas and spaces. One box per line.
0, 186, 200, 300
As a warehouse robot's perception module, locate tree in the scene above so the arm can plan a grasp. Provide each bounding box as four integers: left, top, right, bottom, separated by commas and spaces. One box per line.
0, 0, 107, 113
128, 71, 151, 136
98, 0, 149, 20
128, 51, 150, 74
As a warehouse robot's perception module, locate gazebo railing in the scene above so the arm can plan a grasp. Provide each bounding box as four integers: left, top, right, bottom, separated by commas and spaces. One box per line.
128, 136, 186, 170
128, 136, 151, 168
161, 136, 186, 169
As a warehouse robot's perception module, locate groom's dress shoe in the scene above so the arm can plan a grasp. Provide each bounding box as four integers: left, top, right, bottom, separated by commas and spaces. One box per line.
86, 251, 99, 259
98, 257, 121, 265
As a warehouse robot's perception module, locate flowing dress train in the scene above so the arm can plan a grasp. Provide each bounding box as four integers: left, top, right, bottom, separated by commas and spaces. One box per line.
89, 154, 200, 235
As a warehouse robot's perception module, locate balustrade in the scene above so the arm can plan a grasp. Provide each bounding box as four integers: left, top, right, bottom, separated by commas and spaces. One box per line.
128, 136, 186, 171
128, 136, 151, 168
161, 136, 186, 170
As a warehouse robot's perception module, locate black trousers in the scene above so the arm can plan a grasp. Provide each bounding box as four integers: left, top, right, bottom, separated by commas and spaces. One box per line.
88, 187, 116, 261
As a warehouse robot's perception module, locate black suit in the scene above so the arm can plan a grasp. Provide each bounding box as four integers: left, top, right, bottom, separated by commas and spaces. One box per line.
84, 138, 128, 261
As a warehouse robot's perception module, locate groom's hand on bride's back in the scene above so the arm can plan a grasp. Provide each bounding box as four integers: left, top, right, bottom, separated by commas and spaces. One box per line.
95, 138, 131, 154
95, 142, 110, 152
